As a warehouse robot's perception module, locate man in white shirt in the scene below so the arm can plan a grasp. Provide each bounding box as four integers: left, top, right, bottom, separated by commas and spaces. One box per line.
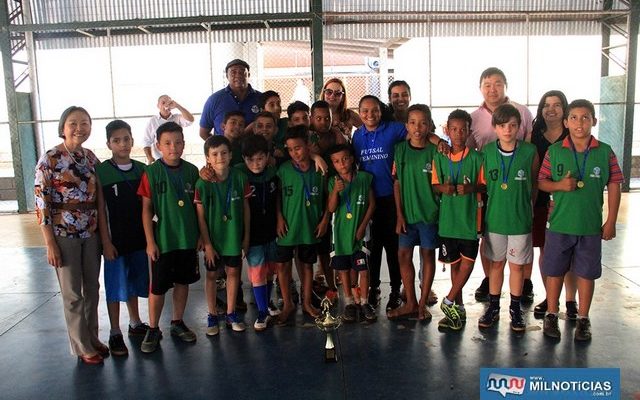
143, 95, 194, 164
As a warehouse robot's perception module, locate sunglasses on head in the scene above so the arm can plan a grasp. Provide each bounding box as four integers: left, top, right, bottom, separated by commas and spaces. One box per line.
323, 88, 344, 97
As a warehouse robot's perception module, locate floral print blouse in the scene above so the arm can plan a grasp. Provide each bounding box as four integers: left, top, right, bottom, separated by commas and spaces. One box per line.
34, 147, 100, 238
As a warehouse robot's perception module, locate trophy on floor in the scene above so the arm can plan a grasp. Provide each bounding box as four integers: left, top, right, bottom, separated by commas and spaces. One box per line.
315, 296, 342, 363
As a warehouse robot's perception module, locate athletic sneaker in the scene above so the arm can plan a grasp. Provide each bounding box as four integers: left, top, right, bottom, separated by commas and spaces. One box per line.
521, 279, 534, 304
225, 312, 246, 332
170, 320, 197, 343
510, 307, 526, 332
566, 301, 578, 321
543, 313, 561, 339
343, 304, 358, 323
108, 334, 128, 356
478, 306, 500, 328
128, 322, 150, 337
141, 327, 162, 353
427, 290, 438, 306
457, 306, 467, 323
368, 287, 381, 308
533, 299, 548, 318
574, 317, 592, 341
206, 314, 220, 336
474, 277, 490, 302
254, 311, 271, 332
440, 300, 463, 330
438, 317, 449, 329
268, 300, 281, 316
385, 290, 402, 312
361, 303, 377, 322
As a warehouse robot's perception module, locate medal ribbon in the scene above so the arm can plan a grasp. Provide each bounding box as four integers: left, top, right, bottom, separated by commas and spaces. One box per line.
340, 171, 354, 217
568, 137, 591, 183
160, 160, 185, 203
293, 163, 312, 205
447, 148, 466, 186
498, 143, 518, 187
213, 176, 232, 219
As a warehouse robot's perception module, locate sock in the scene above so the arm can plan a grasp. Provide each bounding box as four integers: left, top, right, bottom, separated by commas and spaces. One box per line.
253, 284, 268, 313
444, 297, 454, 306
110, 328, 122, 337
510, 294, 521, 309
489, 294, 500, 309
129, 319, 142, 328
578, 315, 589, 320
344, 296, 354, 305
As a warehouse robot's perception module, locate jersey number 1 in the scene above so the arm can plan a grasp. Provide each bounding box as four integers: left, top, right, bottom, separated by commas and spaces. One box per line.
112, 184, 118, 197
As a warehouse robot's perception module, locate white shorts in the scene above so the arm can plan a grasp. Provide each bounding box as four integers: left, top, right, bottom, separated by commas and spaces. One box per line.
484, 232, 533, 265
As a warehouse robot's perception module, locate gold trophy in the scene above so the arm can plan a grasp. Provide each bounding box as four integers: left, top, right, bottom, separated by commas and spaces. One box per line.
315, 296, 342, 363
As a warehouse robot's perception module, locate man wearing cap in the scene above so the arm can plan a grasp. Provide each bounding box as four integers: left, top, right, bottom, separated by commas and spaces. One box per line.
199, 59, 262, 139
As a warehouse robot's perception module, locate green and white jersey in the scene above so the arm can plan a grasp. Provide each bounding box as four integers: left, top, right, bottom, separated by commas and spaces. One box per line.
483, 140, 536, 235
277, 160, 325, 246
393, 141, 439, 224
195, 168, 247, 256
432, 149, 483, 240
328, 171, 373, 255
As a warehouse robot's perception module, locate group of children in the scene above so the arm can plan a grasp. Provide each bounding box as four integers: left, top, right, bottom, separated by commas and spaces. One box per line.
96, 90, 621, 357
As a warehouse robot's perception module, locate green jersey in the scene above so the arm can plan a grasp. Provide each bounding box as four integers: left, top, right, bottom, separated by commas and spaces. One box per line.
483, 141, 536, 235
545, 138, 616, 235
393, 141, 439, 224
141, 159, 199, 253
195, 169, 247, 256
328, 171, 373, 255
277, 160, 325, 246
432, 149, 484, 240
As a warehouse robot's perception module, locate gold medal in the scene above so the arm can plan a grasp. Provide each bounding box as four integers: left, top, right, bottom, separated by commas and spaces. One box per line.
577, 181, 584, 188
222, 215, 228, 222
178, 200, 185, 207
500, 183, 508, 190
305, 200, 311, 207
346, 212, 353, 220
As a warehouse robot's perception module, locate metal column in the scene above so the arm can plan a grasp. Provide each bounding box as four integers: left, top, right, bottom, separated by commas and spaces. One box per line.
310, 0, 323, 100
621, 2, 638, 192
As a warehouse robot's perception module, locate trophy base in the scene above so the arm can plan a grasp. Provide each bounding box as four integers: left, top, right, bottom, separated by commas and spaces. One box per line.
324, 348, 338, 363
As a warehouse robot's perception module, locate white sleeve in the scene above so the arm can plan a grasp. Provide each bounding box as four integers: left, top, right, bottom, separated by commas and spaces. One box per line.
176, 114, 193, 128
142, 118, 156, 148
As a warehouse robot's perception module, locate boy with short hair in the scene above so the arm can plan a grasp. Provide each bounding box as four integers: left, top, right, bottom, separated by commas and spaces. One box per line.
137, 121, 201, 353
539, 99, 622, 341
96, 120, 149, 356
478, 104, 539, 332
143, 95, 194, 164
221, 111, 247, 167
236, 134, 280, 330
327, 144, 376, 322
253, 111, 285, 167
388, 104, 439, 322
287, 101, 311, 128
432, 110, 485, 331
195, 135, 250, 335
275, 125, 328, 322
258, 90, 288, 160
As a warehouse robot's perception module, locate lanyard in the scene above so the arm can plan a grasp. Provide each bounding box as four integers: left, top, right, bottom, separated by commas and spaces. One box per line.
108, 159, 139, 193
498, 143, 518, 189
213, 175, 233, 221
160, 160, 185, 206
447, 148, 466, 186
293, 163, 312, 207
568, 137, 591, 187
340, 171, 355, 219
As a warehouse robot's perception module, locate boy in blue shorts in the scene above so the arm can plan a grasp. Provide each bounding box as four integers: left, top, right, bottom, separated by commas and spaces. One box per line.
432, 110, 485, 331
539, 99, 622, 341
275, 126, 328, 322
96, 120, 149, 356
236, 135, 280, 331
327, 144, 376, 322
477, 104, 539, 332
137, 121, 201, 353
389, 104, 439, 322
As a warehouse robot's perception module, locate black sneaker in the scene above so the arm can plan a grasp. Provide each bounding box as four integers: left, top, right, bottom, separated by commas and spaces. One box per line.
368, 287, 381, 308
543, 314, 561, 339
533, 299, 548, 318
574, 317, 592, 341
343, 304, 358, 323
478, 306, 500, 328
385, 290, 402, 312
109, 334, 128, 356
128, 322, 150, 337
521, 279, 534, 304
475, 277, 490, 302
141, 328, 162, 353
170, 320, 197, 343
565, 301, 578, 321
361, 303, 377, 322
509, 307, 526, 332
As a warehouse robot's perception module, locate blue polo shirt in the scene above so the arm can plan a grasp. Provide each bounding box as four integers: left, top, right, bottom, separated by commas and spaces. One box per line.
199, 84, 262, 135
352, 121, 407, 198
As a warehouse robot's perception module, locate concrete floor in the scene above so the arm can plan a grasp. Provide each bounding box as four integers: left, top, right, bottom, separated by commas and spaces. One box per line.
0, 193, 639, 400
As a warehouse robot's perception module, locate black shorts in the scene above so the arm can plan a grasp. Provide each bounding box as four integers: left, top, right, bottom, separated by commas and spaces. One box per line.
438, 237, 479, 264
317, 223, 333, 255
275, 244, 317, 264
330, 250, 369, 272
205, 255, 242, 272
151, 249, 200, 295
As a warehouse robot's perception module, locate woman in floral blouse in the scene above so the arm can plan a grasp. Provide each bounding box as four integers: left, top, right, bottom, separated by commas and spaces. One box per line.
34, 106, 108, 365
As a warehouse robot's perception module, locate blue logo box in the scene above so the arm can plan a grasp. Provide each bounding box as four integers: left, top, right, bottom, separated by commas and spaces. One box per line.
480, 368, 620, 399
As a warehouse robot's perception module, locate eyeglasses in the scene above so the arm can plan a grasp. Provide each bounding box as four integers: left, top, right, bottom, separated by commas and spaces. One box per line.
323, 88, 344, 97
